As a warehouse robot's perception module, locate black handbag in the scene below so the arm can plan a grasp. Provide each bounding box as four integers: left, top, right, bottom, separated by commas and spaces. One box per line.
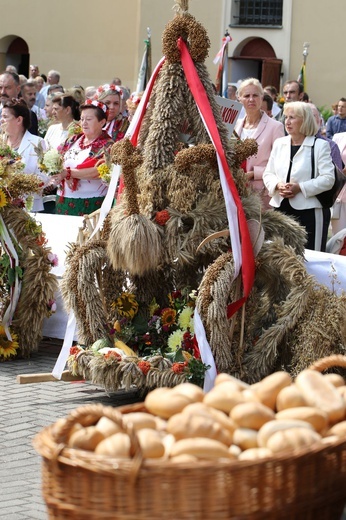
311, 137, 346, 208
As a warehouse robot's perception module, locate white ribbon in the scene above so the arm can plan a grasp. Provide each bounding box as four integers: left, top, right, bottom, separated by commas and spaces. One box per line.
194, 310, 217, 392
0, 215, 22, 340
52, 312, 77, 379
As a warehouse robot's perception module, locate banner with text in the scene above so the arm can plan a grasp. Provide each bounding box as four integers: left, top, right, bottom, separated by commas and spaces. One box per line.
215, 96, 243, 138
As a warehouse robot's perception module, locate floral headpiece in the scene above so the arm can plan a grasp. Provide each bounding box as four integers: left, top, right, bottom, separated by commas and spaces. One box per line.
126, 92, 143, 110
96, 83, 123, 101
83, 99, 109, 115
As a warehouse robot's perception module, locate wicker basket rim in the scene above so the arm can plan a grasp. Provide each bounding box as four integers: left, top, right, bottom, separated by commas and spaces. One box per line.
33, 402, 346, 477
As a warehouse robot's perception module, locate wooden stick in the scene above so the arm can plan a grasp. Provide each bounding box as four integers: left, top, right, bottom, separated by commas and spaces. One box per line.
16, 370, 83, 384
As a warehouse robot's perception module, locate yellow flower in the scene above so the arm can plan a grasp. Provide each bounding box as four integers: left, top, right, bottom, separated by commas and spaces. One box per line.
167, 329, 184, 352
148, 298, 160, 317
97, 163, 111, 183
178, 307, 194, 332
112, 292, 139, 319
0, 325, 19, 359
161, 307, 177, 327
0, 188, 8, 208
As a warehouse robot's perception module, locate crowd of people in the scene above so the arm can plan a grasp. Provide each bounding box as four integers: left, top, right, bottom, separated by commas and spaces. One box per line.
230, 79, 346, 252
0, 62, 345, 252
0, 64, 143, 216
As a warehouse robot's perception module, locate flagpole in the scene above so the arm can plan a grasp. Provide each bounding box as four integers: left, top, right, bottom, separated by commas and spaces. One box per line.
297, 41, 309, 93
221, 30, 230, 97
302, 41, 310, 67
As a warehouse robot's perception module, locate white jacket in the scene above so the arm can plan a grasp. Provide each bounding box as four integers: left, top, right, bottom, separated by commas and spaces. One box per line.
263, 135, 335, 210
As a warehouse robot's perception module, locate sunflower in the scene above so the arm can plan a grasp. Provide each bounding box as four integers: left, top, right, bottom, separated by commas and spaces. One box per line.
0, 188, 8, 209
161, 307, 177, 327
112, 292, 139, 319
0, 325, 19, 360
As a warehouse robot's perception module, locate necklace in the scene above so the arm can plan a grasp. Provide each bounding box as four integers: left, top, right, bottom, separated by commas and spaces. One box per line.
79, 134, 96, 150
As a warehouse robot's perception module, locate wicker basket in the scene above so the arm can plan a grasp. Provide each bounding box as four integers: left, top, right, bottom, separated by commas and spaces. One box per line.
33, 356, 346, 520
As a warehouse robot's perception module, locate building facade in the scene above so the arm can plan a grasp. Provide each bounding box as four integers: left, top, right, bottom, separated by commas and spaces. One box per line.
0, 0, 343, 109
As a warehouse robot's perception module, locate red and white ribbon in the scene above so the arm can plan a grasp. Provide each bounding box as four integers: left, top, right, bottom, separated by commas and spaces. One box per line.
213, 35, 232, 65
179, 37, 255, 317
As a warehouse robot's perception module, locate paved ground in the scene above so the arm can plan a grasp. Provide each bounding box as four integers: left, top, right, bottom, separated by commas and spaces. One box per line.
2, 338, 346, 520
0, 338, 141, 520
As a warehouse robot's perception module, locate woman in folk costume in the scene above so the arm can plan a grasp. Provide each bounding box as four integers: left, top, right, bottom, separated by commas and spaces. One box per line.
95, 84, 129, 142
235, 78, 285, 209
52, 100, 113, 216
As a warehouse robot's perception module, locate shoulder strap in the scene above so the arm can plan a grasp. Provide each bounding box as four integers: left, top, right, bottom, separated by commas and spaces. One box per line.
311, 136, 317, 179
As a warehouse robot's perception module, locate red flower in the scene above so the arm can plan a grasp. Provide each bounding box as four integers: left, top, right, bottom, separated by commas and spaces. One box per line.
104, 350, 121, 361
36, 234, 47, 246
70, 346, 81, 356
68, 202, 75, 208
84, 199, 90, 207
137, 360, 151, 375
172, 362, 188, 374
155, 210, 170, 226
192, 335, 201, 359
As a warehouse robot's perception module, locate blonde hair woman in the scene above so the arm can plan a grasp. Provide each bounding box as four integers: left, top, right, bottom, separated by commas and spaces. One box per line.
263, 102, 335, 251
235, 77, 284, 209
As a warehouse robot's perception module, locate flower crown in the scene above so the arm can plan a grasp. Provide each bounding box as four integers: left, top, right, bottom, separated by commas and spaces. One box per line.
83, 99, 109, 115
126, 92, 142, 110
96, 83, 123, 100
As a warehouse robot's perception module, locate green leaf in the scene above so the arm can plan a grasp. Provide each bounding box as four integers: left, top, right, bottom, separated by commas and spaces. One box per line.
7, 267, 15, 286
0, 254, 10, 268
15, 266, 23, 279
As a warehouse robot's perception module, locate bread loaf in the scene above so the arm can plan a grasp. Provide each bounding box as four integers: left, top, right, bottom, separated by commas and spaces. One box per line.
230, 402, 275, 430
257, 419, 314, 448
167, 412, 232, 446
171, 382, 205, 402
238, 447, 272, 461
94, 432, 132, 457
325, 420, 346, 438
266, 427, 322, 453
68, 426, 105, 451
170, 437, 233, 459
232, 428, 258, 450
144, 387, 192, 418
252, 371, 292, 410
275, 407, 328, 433
214, 373, 249, 390
204, 387, 245, 413
95, 416, 122, 437
137, 428, 165, 458
123, 412, 157, 431
295, 370, 345, 424
276, 384, 307, 411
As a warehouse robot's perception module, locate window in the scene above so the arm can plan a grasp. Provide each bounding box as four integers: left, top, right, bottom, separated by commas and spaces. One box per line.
231, 0, 283, 27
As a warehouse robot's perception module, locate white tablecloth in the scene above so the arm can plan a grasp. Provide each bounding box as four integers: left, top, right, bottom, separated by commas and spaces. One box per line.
33, 214, 84, 339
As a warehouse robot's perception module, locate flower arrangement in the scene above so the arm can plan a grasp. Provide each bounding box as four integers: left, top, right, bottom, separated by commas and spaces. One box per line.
34, 142, 64, 176
67, 288, 210, 389
96, 148, 113, 184
0, 141, 43, 210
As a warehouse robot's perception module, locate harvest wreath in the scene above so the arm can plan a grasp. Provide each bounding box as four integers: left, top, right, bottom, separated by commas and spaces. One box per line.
0, 141, 58, 360
60, 0, 346, 392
